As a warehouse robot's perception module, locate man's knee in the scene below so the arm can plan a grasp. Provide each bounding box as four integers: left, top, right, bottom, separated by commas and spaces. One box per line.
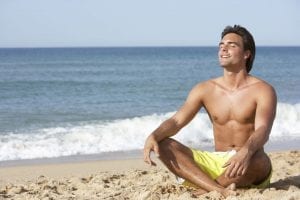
217, 152, 271, 187
158, 138, 193, 159
249, 151, 271, 172
157, 138, 181, 167
158, 138, 179, 153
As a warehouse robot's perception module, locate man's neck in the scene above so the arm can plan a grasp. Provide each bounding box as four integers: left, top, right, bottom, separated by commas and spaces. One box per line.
222, 68, 249, 91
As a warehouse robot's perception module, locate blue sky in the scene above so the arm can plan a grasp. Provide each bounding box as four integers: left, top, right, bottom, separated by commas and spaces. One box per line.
1, 0, 299, 47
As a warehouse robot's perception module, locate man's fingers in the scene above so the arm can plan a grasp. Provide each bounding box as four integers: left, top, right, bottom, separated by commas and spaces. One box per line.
225, 162, 240, 178
237, 166, 245, 176
223, 153, 250, 178
222, 161, 230, 168
143, 147, 157, 166
143, 148, 152, 164
143, 136, 159, 166
223, 160, 232, 178
242, 167, 247, 175
229, 164, 240, 178
144, 155, 151, 165
225, 164, 233, 178
153, 143, 160, 157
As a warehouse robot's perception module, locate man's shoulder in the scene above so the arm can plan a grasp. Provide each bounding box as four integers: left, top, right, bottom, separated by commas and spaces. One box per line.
248, 76, 277, 102
190, 79, 215, 95
249, 76, 275, 91
195, 78, 220, 88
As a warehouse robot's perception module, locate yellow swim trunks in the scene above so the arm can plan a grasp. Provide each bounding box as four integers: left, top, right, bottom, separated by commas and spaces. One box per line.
179, 149, 272, 189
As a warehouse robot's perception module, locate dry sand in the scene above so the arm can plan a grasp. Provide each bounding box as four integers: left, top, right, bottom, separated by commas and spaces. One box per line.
0, 150, 299, 200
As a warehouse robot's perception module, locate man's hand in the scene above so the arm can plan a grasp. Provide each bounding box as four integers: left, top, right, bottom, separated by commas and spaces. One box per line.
222, 149, 251, 178
143, 135, 160, 166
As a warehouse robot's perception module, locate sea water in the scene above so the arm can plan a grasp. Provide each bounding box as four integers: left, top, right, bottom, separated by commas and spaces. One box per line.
0, 47, 299, 162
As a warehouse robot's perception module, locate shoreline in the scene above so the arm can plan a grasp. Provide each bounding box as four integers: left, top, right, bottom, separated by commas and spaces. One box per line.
0, 149, 143, 168
1, 137, 299, 168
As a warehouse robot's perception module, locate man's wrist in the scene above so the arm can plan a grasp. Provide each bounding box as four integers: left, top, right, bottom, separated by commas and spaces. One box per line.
240, 146, 254, 158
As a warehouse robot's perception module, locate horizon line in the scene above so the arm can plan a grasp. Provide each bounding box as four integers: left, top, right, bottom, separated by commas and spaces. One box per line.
1, 45, 300, 49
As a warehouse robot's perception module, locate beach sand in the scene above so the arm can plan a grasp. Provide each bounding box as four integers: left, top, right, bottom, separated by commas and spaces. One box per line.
0, 150, 299, 200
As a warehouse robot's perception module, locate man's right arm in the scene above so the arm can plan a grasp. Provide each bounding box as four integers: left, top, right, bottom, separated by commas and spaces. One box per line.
143, 82, 206, 165
143, 118, 181, 165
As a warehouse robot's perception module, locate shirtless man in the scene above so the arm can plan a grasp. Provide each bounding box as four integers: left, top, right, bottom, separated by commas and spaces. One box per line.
143, 25, 277, 197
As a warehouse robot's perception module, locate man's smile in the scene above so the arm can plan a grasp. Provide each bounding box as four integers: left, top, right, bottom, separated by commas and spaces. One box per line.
220, 55, 231, 58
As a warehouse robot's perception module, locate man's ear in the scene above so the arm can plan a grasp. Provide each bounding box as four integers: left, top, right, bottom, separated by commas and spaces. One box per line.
244, 50, 251, 59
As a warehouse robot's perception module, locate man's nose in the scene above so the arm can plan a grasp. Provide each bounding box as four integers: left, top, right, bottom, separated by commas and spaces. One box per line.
221, 45, 228, 51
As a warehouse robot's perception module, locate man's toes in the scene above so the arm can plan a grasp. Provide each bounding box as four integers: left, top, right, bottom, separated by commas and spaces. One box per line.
191, 188, 207, 197
227, 183, 236, 191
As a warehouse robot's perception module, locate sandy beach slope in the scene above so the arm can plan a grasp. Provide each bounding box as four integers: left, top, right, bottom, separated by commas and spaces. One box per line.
0, 150, 299, 200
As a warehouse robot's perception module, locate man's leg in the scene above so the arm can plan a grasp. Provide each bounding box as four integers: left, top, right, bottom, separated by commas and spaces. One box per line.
157, 138, 235, 197
216, 150, 272, 188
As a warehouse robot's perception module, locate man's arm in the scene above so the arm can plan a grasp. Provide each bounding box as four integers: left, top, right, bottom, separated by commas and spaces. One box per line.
143, 83, 205, 166
224, 84, 277, 178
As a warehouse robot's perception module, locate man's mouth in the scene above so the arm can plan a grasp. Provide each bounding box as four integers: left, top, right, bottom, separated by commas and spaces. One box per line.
220, 55, 230, 58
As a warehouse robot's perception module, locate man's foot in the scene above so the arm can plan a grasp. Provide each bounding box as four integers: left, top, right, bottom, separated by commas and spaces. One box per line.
191, 183, 236, 198
220, 183, 237, 197
191, 188, 208, 197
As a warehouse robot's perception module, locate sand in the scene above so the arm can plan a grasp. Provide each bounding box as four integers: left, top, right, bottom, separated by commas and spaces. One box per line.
0, 150, 299, 200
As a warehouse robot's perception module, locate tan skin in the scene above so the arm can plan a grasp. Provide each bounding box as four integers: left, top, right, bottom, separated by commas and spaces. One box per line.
143, 33, 277, 197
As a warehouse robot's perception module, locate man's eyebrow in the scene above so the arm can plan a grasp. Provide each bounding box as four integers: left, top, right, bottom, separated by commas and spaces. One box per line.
219, 42, 224, 46
228, 41, 239, 45
219, 41, 240, 46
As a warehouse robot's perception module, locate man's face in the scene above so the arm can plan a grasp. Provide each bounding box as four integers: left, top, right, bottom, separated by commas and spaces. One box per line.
218, 33, 249, 68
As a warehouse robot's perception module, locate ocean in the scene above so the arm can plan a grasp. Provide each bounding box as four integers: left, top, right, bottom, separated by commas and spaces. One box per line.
0, 47, 299, 163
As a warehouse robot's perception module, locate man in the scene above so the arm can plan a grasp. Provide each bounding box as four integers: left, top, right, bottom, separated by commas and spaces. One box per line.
143, 25, 277, 197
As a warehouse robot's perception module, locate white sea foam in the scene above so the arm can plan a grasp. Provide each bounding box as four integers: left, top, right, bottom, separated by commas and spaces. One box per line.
0, 102, 299, 161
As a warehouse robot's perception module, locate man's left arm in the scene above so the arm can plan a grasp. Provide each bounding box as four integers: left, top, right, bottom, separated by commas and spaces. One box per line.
224, 84, 277, 178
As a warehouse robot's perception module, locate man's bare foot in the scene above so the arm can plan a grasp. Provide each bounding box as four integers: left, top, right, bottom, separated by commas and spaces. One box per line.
221, 183, 237, 197
227, 183, 236, 191
191, 188, 208, 197
191, 183, 236, 198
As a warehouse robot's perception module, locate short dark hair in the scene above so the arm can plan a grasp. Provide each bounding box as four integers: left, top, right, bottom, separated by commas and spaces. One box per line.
221, 25, 256, 73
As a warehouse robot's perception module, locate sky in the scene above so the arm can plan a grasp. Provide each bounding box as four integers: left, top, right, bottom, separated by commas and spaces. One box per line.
0, 0, 299, 48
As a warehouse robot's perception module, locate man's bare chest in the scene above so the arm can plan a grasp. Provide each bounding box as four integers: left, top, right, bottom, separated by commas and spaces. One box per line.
203, 91, 257, 125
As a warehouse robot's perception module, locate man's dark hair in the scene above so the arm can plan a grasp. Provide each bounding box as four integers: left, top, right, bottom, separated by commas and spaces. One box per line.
221, 25, 256, 73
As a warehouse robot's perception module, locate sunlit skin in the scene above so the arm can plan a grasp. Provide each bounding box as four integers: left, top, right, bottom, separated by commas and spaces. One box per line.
143, 33, 277, 197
